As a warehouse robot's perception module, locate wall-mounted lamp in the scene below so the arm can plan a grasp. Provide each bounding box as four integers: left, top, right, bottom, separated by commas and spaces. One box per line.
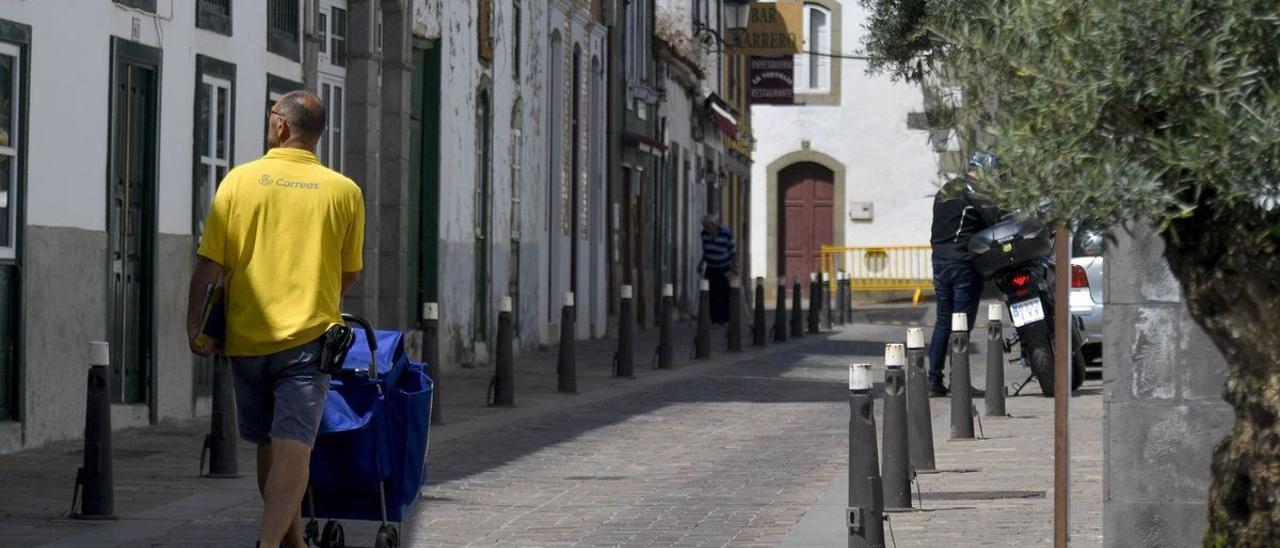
694, 1, 753, 50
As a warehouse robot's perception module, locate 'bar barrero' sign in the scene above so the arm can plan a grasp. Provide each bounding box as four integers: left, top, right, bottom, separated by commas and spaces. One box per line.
728, 1, 804, 56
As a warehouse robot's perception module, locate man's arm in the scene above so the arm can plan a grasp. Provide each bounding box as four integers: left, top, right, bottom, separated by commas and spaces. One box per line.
341, 271, 359, 297
964, 182, 1005, 226
186, 256, 224, 356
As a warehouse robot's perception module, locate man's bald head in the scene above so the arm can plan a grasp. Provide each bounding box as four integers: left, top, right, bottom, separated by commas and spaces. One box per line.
274, 91, 326, 144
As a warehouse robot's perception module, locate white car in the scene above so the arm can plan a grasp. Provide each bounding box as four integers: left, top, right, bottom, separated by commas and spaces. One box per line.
1070, 228, 1105, 367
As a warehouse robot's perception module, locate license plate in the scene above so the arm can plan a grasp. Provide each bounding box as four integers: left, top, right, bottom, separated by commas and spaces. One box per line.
1009, 298, 1045, 327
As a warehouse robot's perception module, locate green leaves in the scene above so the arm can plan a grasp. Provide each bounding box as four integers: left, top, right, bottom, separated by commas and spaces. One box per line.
864, 0, 1280, 231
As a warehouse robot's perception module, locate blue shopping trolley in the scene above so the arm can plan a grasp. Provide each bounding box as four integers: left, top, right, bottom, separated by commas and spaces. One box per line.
303, 314, 433, 548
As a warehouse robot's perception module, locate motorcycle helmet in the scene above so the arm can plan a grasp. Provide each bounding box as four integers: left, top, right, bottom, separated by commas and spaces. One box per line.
968, 151, 998, 170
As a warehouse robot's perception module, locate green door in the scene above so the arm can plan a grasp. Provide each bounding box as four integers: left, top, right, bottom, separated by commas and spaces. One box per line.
108, 39, 160, 405
409, 41, 441, 323
474, 90, 492, 342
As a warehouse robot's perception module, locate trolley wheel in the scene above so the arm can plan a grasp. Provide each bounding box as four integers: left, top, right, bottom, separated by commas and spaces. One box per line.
320, 520, 345, 547
374, 524, 399, 548
304, 519, 320, 546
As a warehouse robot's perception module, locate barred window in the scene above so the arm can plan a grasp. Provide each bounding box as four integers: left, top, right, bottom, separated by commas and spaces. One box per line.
267, 0, 301, 61
196, 0, 232, 36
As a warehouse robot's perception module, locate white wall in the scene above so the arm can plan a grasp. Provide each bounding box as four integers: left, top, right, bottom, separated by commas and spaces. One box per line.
0, 0, 304, 451
8, 0, 303, 235
748, 1, 937, 279
543, 3, 608, 342
425, 1, 606, 361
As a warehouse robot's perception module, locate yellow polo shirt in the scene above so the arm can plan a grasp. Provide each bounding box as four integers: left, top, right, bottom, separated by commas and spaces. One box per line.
197, 148, 365, 357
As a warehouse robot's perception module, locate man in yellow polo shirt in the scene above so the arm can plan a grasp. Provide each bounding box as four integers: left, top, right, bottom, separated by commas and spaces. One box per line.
186, 90, 364, 548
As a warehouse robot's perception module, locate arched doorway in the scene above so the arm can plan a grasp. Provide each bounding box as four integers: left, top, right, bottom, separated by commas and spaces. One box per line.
778, 161, 836, 281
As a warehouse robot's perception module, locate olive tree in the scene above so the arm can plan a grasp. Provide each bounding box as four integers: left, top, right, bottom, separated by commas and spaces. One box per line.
860, 0, 1280, 544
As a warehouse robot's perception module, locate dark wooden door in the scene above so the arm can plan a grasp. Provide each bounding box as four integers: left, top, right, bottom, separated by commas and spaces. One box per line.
108, 39, 160, 405
0, 267, 17, 420
474, 91, 492, 342
779, 162, 834, 282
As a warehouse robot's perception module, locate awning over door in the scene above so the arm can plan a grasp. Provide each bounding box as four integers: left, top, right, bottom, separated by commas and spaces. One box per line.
703, 94, 739, 138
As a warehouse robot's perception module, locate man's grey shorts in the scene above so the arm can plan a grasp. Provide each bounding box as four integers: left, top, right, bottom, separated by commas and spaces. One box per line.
231, 339, 330, 447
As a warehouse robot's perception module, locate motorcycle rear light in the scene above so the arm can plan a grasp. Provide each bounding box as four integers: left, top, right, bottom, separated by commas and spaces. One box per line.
1010, 272, 1031, 298
1071, 264, 1089, 288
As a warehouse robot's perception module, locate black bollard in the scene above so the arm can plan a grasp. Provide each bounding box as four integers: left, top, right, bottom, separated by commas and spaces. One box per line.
774, 277, 789, 343
752, 277, 767, 347
727, 277, 743, 352
834, 272, 843, 326
905, 328, 937, 472
839, 271, 849, 322
839, 274, 849, 321
616, 285, 635, 378
557, 293, 577, 394
658, 284, 674, 370
847, 363, 885, 547
807, 273, 820, 334
837, 272, 848, 326
71, 342, 115, 520
985, 303, 1007, 417
493, 297, 516, 406
200, 357, 239, 478
950, 313, 975, 439
695, 280, 711, 360
823, 273, 834, 330
882, 344, 912, 510
791, 277, 804, 338
424, 303, 443, 424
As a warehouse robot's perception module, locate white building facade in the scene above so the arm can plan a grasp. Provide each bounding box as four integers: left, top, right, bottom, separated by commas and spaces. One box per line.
0, 0, 309, 452
748, 0, 938, 285
410, 0, 608, 368
654, 0, 753, 315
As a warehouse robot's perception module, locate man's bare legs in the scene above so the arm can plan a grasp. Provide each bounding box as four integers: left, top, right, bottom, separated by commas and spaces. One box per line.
256, 440, 310, 548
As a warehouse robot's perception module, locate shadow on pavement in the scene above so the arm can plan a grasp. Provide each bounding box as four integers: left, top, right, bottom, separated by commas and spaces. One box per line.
417, 333, 881, 489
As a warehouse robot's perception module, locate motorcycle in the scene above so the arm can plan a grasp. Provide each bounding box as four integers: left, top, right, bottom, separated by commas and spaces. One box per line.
968, 215, 1086, 397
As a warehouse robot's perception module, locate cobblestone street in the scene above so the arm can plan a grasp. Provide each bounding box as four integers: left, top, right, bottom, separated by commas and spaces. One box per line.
0, 308, 1104, 547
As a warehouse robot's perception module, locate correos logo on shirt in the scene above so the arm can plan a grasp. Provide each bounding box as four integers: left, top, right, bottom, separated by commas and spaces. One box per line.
275, 179, 320, 190
259, 174, 320, 190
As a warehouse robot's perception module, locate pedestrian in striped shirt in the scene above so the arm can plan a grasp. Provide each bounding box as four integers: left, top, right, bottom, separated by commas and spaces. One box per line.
700, 214, 737, 325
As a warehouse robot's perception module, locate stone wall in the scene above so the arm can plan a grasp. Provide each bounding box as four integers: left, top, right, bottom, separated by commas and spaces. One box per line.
1103, 223, 1234, 546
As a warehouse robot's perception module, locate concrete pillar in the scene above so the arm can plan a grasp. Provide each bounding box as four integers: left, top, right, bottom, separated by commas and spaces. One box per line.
343, 0, 386, 322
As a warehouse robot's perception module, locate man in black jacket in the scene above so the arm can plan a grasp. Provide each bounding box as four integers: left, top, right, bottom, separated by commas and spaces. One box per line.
927, 152, 1002, 396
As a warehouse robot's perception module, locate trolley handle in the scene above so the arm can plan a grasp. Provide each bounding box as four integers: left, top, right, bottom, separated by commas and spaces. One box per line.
340, 313, 379, 379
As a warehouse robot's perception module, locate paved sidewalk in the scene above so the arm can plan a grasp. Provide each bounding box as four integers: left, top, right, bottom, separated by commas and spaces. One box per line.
780, 376, 1105, 546
0, 304, 1104, 547
0, 313, 824, 547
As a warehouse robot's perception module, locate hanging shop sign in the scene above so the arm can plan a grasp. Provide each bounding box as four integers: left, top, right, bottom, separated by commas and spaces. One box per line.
750, 56, 794, 105
728, 1, 803, 56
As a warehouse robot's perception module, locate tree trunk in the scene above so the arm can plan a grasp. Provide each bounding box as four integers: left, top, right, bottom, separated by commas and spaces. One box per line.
1160, 208, 1280, 547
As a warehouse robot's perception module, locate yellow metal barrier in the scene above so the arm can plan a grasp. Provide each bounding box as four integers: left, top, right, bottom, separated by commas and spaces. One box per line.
820, 245, 933, 305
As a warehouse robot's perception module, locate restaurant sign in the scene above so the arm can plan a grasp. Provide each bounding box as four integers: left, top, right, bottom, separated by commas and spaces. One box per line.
750, 56, 794, 105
